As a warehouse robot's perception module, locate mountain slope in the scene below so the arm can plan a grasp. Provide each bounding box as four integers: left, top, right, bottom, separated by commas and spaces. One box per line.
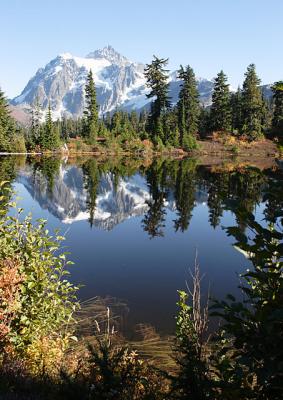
11, 45, 214, 119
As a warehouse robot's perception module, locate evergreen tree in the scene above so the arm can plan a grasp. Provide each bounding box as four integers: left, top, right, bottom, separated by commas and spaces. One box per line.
111, 110, 122, 136
129, 110, 139, 133
144, 56, 171, 143
177, 65, 200, 146
241, 64, 264, 140
163, 110, 180, 147
210, 70, 231, 132
138, 110, 148, 139
84, 70, 99, 143
198, 106, 210, 138
271, 81, 283, 137
40, 104, 60, 151
230, 87, 242, 135
0, 87, 16, 151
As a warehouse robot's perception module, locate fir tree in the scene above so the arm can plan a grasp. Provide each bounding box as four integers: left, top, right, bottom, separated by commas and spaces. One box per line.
210, 70, 232, 132
241, 64, 263, 140
271, 81, 283, 137
163, 110, 179, 147
144, 56, 171, 143
0, 87, 16, 151
177, 65, 200, 146
84, 69, 99, 143
40, 104, 60, 151
111, 110, 122, 136
230, 87, 242, 135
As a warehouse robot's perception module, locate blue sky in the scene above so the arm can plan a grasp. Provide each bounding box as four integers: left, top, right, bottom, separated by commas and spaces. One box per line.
1, 0, 282, 98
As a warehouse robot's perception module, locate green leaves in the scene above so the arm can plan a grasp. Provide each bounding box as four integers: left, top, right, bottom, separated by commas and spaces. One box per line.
0, 186, 79, 361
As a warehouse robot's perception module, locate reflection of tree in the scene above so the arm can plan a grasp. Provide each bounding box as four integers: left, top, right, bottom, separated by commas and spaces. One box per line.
263, 170, 283, 224
82, 159, 100, 228
0, 156, 17, 209
174, 159, 197, 232
31, 157, 61, 197
142, 195, 166, 238
201, 167, 266, 229
226, 168, 266, 232
142, 160, 167, 238
0, 156, 16, 183
207, 185, 223, 229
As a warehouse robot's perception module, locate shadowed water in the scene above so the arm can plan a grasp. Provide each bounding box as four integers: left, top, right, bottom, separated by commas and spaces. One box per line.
1, 155, 282, 336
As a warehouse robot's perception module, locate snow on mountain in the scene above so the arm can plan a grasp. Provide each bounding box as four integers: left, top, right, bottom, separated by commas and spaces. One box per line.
12, 45, 149, 119
11, 45, 216, 120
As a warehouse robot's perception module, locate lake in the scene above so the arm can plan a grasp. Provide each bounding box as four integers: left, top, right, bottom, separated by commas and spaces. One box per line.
1, 155, 282, 337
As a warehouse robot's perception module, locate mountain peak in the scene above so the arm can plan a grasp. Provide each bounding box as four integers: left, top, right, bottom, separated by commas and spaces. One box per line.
85, 45, 129, 65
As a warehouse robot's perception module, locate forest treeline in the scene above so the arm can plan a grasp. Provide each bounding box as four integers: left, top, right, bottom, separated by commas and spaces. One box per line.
0, 59, 283, 153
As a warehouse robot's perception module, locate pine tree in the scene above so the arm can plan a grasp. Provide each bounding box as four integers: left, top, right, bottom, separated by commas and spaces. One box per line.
177, 65, 200, 146
40, 104, 60, 151
230, 87, 242, 135
198, 106, 210, 138
241, 64, 264, 141
271, 81, 283, 137
210, 70, 231, 132
111, 110, 122, 136
84, 70, 99, 143
0, 87, 16, 151
144, 56, 171, 143
163, 110, 179, 147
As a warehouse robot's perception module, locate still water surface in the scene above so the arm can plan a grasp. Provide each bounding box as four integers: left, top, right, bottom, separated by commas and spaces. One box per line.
2, 156, 282, 336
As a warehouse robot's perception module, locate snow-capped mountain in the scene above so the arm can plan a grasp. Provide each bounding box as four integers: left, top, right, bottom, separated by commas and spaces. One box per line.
11, 45, 214, 119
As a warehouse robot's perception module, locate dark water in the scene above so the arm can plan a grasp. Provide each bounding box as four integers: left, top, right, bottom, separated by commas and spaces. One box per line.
1, 156, 282, 336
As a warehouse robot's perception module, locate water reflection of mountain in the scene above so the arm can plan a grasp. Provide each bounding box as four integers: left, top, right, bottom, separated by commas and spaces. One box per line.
17, 163, 208, 231
14, 157, 281, 235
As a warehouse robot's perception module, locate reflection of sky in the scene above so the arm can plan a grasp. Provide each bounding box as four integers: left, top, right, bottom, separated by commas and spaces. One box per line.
11, 179, 265, 335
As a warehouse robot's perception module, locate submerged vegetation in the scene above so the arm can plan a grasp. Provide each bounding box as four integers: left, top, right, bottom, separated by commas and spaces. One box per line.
0, 155, 282, 398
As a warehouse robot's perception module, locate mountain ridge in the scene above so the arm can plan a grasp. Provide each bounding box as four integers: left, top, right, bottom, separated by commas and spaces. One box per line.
10, 46, 273, 122
10, 46, 216, 120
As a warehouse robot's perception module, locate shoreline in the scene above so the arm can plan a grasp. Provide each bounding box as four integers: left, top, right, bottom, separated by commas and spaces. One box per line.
0, 139, 281, 159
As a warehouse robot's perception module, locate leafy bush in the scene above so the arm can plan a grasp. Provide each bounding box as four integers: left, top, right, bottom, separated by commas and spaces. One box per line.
0, 182, 79, 374
211, 211, 283, 398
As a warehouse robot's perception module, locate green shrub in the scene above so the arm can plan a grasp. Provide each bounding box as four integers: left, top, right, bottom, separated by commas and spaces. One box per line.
0, 182, 79, 374
11, 134, 26, 153
182, 134, 199, 151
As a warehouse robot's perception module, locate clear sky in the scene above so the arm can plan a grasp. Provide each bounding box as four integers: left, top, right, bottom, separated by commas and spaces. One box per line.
0, 0, 282, 98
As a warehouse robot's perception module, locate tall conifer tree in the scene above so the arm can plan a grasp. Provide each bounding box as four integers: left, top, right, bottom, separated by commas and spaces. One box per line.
84, 70, 99, 143
0, 87, 16, 151
210, 70, 231, 132
177, 65, 200, 147
241, 64, 263, 140
230, 87, 242, 135
271, 81, 283, 137
40, 104, 60, 150
144, 56, 171, 143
